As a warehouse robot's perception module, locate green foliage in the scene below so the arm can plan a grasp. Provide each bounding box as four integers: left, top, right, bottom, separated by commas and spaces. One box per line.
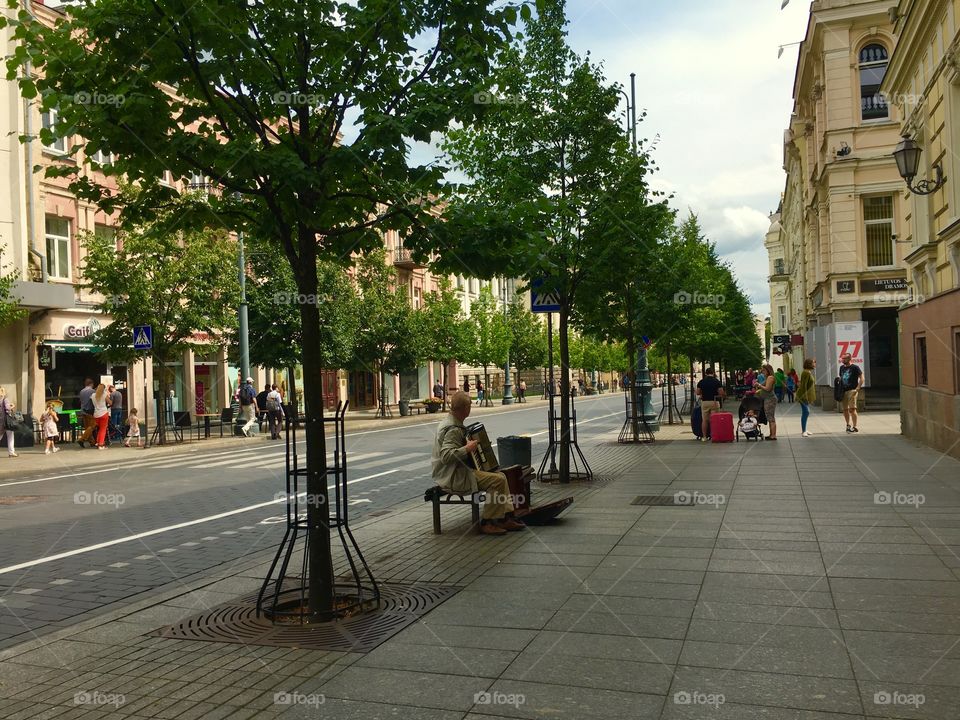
0, 252, 26, 328
507, 298, 546, 372
467, 285, 511, 371
79, 204, 239, 367
243, 243, 359, 371
353, 249, 420, 379
418, 277, 469, 367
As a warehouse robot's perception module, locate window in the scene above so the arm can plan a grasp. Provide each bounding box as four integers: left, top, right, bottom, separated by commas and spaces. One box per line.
90, 148, 115, 166
778, 305, 787, 332
864, 196, 895, 267
413, 285, 422, 310
95, 224, 118, 251
41, 107, 67, 154
45, 217, 71, 279
859, 44, 889, 121
915, 335, 928, 386
455, 275, 464, 289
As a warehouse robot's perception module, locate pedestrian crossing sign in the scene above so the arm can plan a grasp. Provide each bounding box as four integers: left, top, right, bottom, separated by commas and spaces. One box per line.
530, 278, 561, 313
133, 325, 153, 350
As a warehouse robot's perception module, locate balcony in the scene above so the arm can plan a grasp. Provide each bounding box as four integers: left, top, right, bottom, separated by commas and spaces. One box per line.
11, 280, 75, 311
770, 259, 789, 280
393, 246, 427, 270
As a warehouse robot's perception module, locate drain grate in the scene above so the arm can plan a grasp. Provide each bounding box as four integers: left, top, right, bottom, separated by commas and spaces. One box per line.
151, 581, 460, 653
630, 495, 689, 506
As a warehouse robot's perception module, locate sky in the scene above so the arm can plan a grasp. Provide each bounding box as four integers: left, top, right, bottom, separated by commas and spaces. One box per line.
559, 0, 812, 316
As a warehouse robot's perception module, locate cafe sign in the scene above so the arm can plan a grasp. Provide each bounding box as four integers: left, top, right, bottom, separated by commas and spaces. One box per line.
63, 318, 103, 339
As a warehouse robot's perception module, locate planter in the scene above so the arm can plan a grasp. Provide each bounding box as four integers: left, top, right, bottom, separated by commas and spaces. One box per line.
425, 404, 441, 414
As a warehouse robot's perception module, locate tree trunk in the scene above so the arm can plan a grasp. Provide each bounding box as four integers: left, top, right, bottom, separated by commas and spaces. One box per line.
441, 361, 448, 412
297, 249, 334, 618
558, 303, 571, 484
666, 344, 673, 425
625, 337, 638, 441
156, 360, 167, 445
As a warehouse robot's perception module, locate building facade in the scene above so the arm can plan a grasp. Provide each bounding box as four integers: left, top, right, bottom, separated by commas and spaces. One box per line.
882, 0, 960, 459
772, 0, 907, 411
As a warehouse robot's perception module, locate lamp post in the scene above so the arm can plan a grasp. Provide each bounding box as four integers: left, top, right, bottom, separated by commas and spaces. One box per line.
620, 73, 659, 431
238, 230, 250, 383
501, 278, 514, 404
893, 134, 946, 195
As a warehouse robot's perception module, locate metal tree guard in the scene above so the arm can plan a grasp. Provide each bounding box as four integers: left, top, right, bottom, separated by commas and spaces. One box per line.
538, 394, 593, 482
618, 385, 655, 444
257, 401, 380, 622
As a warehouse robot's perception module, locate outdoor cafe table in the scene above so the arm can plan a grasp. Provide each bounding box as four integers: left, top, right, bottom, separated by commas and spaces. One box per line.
196, 413, 220, 439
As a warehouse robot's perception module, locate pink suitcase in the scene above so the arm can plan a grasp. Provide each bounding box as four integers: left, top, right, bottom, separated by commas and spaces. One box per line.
710, 412, 734, 443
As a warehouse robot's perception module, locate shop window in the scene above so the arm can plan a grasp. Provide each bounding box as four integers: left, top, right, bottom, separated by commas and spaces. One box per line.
41, 107, 68, 154
864, 196, 894, 267
45, 216, 71, 279
859, 44, 889, 121
915, 335, 928, 387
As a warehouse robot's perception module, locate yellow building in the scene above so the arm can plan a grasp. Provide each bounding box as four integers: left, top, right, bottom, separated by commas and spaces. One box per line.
771, 0, 907, 411
882, 0, 960, 459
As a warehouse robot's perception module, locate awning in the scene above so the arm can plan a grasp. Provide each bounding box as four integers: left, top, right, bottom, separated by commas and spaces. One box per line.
44, 341, 103, 353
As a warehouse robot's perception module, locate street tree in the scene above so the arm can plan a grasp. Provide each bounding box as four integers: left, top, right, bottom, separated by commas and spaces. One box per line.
4, 0, 521, 616
467, 285, 511, 407
80, 207, 238, 444
418, 277, 469, 410
413, 1, 629, 479
353, 250, 421, 418
507, 297, 546, 389
243, 242, 360, 411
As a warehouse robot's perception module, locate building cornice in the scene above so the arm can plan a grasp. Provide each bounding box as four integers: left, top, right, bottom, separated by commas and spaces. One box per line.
883, 0, 947, 93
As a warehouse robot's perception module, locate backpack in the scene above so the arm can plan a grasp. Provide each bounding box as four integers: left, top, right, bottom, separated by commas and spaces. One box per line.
833, 377, 844, 402
266, 395, 279, 412
240, 385, 255, 404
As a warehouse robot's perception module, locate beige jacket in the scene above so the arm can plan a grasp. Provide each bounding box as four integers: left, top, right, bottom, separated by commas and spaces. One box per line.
431, 414, 477, 494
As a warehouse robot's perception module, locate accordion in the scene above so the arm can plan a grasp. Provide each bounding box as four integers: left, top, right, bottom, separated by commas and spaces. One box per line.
464, 422, 499, 471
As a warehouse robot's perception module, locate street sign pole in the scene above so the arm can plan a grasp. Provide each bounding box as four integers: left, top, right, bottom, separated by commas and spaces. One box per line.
546, 312, 557, 475
133, 325, 154, 449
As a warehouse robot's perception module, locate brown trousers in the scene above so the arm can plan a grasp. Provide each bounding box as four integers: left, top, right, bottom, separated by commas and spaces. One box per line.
474, 469, 515, 520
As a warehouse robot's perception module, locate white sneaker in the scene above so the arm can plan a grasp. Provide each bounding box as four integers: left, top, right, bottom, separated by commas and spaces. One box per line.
53, 446, 60, 453
8, 452, 18, 458
45, 448, 51, 454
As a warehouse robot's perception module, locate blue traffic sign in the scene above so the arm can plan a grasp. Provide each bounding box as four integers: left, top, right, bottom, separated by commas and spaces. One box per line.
133, 325, 153, 350
530, 278, 561, 313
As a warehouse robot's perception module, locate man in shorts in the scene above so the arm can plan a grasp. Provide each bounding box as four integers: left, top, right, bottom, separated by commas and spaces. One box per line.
695, 367, 725, 442
839, 353, 863, 433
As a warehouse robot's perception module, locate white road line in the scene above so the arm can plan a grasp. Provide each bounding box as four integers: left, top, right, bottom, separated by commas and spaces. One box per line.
0, 468, 399, 576
0, 467, 122, 488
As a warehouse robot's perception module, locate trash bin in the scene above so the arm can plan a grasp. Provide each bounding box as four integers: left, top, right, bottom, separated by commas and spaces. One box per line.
398, 399, 410, 417
497, 435, 531, 467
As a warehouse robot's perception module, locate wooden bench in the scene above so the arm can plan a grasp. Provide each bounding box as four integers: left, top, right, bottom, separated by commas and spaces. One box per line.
407, 401, 426, 415
424, 486, 486, 534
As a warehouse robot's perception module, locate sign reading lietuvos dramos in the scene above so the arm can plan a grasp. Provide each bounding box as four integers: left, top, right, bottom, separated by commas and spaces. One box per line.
860, 277, 907, 293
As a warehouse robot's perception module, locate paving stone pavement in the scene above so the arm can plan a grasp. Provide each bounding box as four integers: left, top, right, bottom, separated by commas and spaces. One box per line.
1, 408, 959, 719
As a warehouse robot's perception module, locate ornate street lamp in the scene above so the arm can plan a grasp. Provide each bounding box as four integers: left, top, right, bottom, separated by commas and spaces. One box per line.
893, 134, 945, 195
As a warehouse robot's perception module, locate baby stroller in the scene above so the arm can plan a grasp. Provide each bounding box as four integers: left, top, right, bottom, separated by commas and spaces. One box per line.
737, 395, 766, 442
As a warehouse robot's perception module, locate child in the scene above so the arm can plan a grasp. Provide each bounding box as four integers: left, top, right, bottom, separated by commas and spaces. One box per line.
40, 403, 60, 454
124, 408, 142, 447
739, 409, 760, 440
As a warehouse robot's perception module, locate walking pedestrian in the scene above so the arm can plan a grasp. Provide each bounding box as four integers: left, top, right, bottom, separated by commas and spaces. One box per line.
797, 359, 816, 437
239, 377, 259, 436
92, 383, 111, 449
462, 377, 470, 394
0, 387, 18, 457
76, 378, 97, 448
754, 363, 778, 440
518, 379, 526, 402
838, 352, 863, 433
40, 402, 60, 454
108, 384, 124, 440
785, 372, 796, 403
265, 384, 285, 440
774, 368, 786, 402
695, 367, 725, 443
476, 379, 484, 405
124, 408, 143, 447
432, 380, 445, 401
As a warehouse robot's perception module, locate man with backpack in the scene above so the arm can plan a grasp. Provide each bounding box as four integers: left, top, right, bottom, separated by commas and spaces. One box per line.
265, 384, 285, 440
239, 377, 259, 437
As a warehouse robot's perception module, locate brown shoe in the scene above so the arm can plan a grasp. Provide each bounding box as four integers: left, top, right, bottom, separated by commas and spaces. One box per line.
499, 518, 526, 532
480, 522, 507, 536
